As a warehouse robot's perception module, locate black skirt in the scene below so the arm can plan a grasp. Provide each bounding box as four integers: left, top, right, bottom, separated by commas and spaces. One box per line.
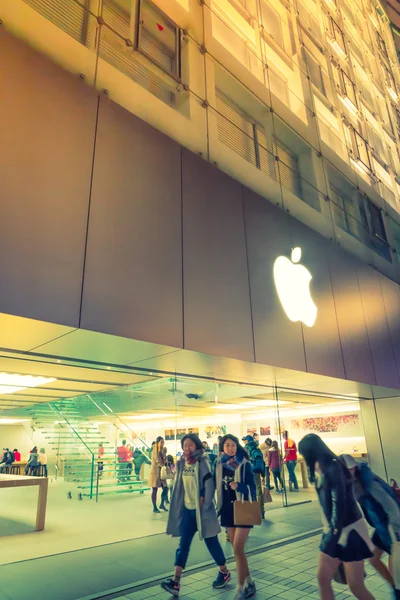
321, 529, 373, 562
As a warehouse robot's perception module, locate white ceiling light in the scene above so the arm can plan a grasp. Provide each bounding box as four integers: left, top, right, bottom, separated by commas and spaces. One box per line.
211, 400, 289, 410
0, 373, 56, 395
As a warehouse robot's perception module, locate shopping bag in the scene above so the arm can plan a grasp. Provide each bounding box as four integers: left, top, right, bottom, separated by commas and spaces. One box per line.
263, 486, 273, 503
234, 488, 261, 526
160, 466, 167, 480
333, 563, 347, 585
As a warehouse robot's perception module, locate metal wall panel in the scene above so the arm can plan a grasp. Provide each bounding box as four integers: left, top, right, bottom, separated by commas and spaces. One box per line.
359, 399, 386, 480
289, 222, 345, 379
357, 267, 400, 389
80, 97, 183, 347
243, 188, 306, 372
182, 151, 254, 362
327, 245, 376, 385
373, 396, 400, 481
0, 29, 97, 326
379, 274, 400, 381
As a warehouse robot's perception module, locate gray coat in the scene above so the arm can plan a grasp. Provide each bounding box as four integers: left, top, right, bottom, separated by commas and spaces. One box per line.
166, 456, 221, 541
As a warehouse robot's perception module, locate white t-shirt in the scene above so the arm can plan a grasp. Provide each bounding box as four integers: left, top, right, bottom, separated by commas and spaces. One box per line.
182, 462, 197, 509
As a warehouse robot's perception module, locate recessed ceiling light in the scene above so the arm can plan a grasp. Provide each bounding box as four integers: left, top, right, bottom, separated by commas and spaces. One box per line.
0, 373, 56, 395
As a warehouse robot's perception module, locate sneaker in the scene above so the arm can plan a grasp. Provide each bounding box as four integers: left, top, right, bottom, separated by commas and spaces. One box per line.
161, 578, 180, 597
244, 582, 256, 598
212, 570, 231, 588
159, 504, 168, 511
233, 590, 245, 600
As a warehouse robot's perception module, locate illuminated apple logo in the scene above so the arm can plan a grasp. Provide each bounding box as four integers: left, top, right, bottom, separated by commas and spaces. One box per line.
273, 247, 317, 327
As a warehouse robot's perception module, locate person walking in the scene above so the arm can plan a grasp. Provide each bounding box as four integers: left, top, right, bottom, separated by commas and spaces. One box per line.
216, 434, 257, 600
242, 435, 265, 519
117, 439, 129, 483
161, 433, 231, 597
299, 434, 376, 600
148, 436, 168, 513
260, 437, 273, 490
342, 454, 400, 599
283, 430, 299, 492
268, 440, 285, 493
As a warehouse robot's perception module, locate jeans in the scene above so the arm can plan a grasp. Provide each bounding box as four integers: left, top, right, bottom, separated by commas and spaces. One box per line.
254, 472, 264, 515
160, 484, 169, 506
265, 465, 271, 489
286, 460, 298, 490
175, 508, 226, 569
272, 468, 285, 491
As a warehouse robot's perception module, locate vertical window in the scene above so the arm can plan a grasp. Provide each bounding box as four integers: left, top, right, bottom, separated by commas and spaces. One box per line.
273, 139, 302, 198
339, 69, 358, 111
304, 50, 326, 96
349, 127, 372, 173
260, 1, 284, 49
359, 196, 391, 260
329, 18, 346, 56
136, 0, 181, 78
330, 185, 362, 240
376, 31, 389, 61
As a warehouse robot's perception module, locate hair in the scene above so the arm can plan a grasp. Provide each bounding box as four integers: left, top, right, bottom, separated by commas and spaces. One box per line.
253, 432, 259, 438
167, 454, 174, 463
122, 439, 127, 445
271, 440, 279, 451
265, 437, 272, 446
40, 448, 45, 454
32, 446, 38, 453
181, 433, 203, 450
283, 430, 289, 439
219, 434, 249, 459
298, 434, 340, 484
13, 448, 18, 452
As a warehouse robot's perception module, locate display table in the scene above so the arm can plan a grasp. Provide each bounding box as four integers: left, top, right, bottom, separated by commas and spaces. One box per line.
0, 474, 49, 531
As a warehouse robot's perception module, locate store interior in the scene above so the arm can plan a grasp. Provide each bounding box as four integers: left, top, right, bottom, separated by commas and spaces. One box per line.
0, 373, 368, 564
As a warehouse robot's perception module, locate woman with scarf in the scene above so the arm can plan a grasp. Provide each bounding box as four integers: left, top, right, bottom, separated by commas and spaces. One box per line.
161, 433, 230, 597
215, 434, 257, 600
148, 436, 168, 513
299, 434, 376, 600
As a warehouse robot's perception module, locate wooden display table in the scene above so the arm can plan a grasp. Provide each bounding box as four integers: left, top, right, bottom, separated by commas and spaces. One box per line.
0, 474, 49, 531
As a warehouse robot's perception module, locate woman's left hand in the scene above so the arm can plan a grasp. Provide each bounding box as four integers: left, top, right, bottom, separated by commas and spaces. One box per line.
199, 497, 205, 507
229, 482, 238, 490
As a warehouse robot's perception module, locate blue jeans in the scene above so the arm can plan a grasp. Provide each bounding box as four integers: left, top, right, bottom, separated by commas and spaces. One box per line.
175, 508, 226, 569
286, 460, 298, 489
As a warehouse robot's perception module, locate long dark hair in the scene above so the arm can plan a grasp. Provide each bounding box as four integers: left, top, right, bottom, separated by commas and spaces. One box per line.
298, 434, 338, 484
219, 434, 249, 459
181, 433, 203, 451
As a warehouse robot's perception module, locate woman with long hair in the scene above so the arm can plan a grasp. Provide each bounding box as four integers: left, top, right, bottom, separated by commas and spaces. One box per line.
215, 434, 257, 600
341, 454, 400, 599
161, 433, 230, 597
148, 436, 167, 513
298, 434, 376, 600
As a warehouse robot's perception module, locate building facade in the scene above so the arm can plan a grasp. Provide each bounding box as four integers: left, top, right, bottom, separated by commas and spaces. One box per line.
0, 0, 400, 579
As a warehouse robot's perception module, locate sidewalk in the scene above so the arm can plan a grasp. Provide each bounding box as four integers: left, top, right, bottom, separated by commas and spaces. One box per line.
111, 534, 394, 600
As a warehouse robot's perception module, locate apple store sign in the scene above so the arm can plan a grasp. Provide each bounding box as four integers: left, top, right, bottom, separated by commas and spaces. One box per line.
273, 247, 318, 328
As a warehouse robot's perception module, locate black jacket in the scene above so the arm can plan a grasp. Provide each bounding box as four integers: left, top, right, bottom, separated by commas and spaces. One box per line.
317, 458, 362, 554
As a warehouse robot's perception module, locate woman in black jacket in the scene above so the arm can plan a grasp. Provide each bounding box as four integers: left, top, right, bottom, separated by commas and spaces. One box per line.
299, 434, 375, 600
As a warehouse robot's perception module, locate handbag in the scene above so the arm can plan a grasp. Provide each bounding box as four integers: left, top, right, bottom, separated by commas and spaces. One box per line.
160, 466, 167, 480
263, 486, 273, 503
234, 486, 262, 526
333, 563, 347, 585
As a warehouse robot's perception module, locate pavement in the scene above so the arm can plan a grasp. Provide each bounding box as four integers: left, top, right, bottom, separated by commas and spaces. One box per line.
107, 533, 394, 600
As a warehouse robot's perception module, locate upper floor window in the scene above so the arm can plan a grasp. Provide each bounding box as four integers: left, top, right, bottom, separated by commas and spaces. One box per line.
260, 1, 284, 49
215, 91, 270, 176
338, 68, 358, 114
273, 138, 302, 199
136, 0, 181, 79
328, 17, 347, 59
376, 31, 389, 61
348, 127, 372, 175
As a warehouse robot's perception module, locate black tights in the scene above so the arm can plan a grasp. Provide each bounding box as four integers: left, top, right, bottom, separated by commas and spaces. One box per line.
151, 487, 158, 505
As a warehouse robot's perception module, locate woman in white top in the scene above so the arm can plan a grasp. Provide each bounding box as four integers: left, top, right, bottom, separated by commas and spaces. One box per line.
162, 434, 230, 597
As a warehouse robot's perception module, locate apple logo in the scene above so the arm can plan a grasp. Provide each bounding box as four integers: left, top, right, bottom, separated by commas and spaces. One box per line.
273, 247, 317, 327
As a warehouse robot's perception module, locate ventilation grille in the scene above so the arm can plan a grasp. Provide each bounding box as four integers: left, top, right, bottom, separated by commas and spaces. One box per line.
273, 140, 302, 198
216, 94, 257, 167
24, 0, 87, 43
99, 26, 175, 107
